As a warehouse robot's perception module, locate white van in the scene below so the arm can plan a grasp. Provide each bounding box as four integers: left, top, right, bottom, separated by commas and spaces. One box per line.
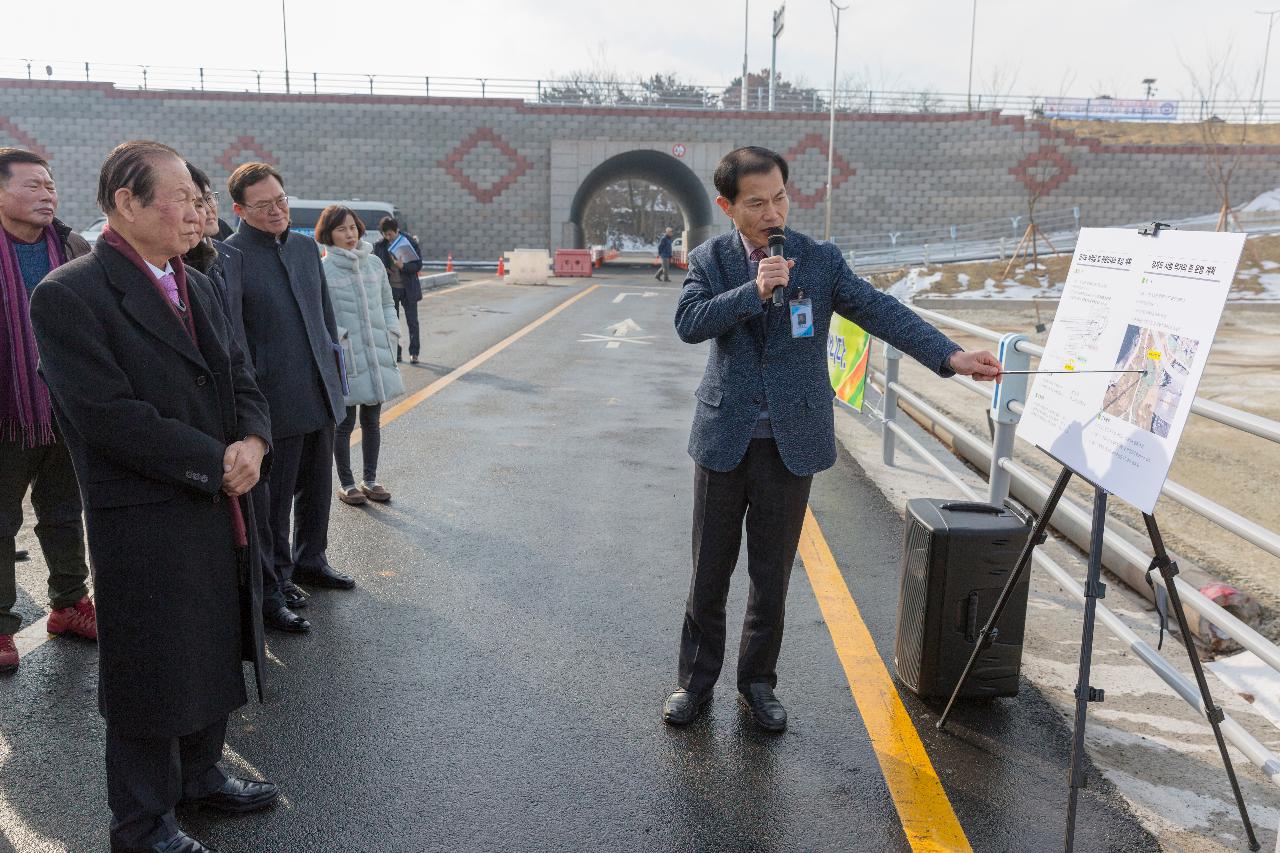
231, 198, 405, 242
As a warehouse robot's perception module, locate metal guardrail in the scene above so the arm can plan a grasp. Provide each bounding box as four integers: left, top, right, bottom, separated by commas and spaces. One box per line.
845, 208, 1280, 275
8, 57, 1280, 122
868, 304, 1280, 791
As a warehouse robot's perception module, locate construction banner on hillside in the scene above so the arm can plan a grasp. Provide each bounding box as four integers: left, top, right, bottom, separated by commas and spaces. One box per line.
827, 314, 871, 411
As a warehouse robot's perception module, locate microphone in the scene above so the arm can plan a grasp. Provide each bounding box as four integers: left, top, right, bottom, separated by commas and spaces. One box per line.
767, 228, 787, 306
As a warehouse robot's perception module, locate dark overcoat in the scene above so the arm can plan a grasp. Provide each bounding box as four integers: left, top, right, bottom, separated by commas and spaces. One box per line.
675, 227, 963, 477
227, 223, 344, 439
28, 239, 272, 739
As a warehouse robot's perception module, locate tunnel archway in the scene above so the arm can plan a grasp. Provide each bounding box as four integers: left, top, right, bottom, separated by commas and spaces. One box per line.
566, 150, 717, 251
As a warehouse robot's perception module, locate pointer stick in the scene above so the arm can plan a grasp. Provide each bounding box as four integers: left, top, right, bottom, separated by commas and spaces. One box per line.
999, 369, 1149, 376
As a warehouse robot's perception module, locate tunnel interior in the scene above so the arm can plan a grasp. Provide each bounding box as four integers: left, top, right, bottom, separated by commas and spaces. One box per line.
567, 150, 717, 251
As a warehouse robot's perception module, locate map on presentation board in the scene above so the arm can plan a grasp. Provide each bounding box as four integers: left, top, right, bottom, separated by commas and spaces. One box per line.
1017, 227, 1245, 513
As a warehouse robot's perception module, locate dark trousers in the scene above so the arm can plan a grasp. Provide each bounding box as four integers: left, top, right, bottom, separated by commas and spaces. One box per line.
333, 404, 383, 488
678, 438, 813, 695
268, 426, 334, 584
250, 480, 286, 613
105, 716, 228, 848
0, 436, 89, 635
392, 291, 420, 358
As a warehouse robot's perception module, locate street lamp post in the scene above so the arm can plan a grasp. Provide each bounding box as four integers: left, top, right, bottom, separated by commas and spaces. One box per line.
1258, 9, 1280, 121
966, 0, 977, 110
741, 0, 750, 111
282, 0, 292, 94
769, 3, 785, 111
825, 0, 849, 241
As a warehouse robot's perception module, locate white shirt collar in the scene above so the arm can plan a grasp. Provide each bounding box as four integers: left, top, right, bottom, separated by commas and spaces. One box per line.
144, 259, 174, 280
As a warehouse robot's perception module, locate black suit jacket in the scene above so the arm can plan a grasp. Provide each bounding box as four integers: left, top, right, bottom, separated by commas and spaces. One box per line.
29, 239, 273, 736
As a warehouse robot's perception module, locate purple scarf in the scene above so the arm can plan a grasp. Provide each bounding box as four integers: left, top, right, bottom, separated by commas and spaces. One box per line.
0, 224, 64, 448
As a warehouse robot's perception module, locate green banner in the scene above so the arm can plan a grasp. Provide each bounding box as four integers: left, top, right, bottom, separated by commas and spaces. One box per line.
827, 313, 871, 411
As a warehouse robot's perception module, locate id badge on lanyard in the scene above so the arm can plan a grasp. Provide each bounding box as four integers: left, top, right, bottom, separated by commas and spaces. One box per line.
790, 291, 814, 338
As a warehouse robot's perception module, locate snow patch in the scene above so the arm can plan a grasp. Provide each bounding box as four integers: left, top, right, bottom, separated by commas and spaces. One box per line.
1206, 650, 1280, 732
887, 268, 942, 301
1243, 186, 1280, 212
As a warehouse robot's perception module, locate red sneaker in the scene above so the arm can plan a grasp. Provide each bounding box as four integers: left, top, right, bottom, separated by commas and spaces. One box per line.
47, 596, 97, 641
0, 634, 16, 672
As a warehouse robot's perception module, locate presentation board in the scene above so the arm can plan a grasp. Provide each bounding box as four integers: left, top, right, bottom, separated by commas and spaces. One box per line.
1017, 226, 1245, 513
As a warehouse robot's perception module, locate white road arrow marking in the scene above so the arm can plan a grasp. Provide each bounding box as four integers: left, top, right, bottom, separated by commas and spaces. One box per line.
578, 318, 655, 348
611, 291, 660, 304
605, 319, 643, 336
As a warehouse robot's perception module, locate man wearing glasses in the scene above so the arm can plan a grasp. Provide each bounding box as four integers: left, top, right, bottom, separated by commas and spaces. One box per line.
226, 163, 352, 638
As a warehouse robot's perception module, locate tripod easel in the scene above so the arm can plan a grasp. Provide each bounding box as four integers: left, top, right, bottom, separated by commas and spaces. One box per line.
936, 222, 1260, 853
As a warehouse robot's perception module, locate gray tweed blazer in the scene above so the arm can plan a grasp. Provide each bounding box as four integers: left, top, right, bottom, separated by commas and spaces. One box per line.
675, 227, 962, 476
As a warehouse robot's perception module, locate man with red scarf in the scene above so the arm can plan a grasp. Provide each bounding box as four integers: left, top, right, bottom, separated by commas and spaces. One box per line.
0, 148, 96, 673
30, 141, 277, 853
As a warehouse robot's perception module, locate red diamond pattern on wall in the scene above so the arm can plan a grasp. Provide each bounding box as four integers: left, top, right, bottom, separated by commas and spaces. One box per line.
0, 118, 50, 160
1010, 144, 1078, 198
438, 127, 530, 204
783, 132, 855, 210
216, 135, 277, 172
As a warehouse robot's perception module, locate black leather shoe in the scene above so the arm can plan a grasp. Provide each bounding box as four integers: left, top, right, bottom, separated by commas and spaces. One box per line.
264, 606, 310, 633
282, 584, 308, 609
110, 829, 216, 852
182, 776, 280, 814
294, 562, 355, 590
662, 688, 712, 726
738, 683, 787, 732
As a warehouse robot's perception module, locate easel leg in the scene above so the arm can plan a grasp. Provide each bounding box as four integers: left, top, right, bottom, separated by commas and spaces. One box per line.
937, 467, 1072, 730
1064, 486, 1108, 853
1143, 514, 1260, 851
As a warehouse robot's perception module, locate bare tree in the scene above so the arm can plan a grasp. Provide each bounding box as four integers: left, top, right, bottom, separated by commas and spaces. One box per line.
1179, 42, 1258, 231
979, 63, 1020, 110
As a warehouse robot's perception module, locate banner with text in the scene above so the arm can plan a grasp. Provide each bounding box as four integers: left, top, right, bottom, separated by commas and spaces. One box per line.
827, 314, 871, 412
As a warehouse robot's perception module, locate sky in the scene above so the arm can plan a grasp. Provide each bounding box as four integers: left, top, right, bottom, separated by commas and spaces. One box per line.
4, 0, 1275, 102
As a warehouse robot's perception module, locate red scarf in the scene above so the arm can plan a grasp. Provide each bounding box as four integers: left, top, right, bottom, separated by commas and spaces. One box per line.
0, 224, 64, 447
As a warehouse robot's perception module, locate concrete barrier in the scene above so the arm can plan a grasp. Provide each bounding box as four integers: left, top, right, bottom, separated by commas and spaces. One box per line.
505, 249, 552, 285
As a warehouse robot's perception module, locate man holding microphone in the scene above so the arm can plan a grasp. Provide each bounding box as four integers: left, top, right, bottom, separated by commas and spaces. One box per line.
664, 146, 1001, 732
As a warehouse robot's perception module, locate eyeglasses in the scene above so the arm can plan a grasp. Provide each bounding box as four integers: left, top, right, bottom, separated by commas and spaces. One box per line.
203, 191, 219, 205
243, 195, 291, 214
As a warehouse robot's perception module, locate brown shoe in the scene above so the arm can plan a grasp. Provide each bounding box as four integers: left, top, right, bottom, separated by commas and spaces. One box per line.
360, 481, 391, 502
0, 634, 17, 673
47, 595, 97, 641
337, 485, 367, 506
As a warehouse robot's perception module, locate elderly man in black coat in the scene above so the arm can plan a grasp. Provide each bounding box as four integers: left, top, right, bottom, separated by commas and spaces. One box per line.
226, 163, 352, 637
30, 141, 279, 853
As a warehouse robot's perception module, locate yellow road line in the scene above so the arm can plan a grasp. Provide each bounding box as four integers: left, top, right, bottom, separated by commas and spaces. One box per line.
353, 284, 599, 445
797, 506, 971, 853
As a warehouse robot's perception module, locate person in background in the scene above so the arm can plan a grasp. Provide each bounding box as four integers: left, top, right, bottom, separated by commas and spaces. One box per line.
372, 217, 422, 364
182, 163, 248, 349
656, 226, 674, 282
315, 205, 405, 506
30, 140, 277, 853
227, 163, 354, 636
0, 147, 96, 674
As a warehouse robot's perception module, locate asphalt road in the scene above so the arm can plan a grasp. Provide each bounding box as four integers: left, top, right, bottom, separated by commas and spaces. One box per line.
1, 268, 1156, 852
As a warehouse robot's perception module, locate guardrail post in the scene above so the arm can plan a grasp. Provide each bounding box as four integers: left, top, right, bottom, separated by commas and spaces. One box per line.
1073, 206, 1081, 231
882, 344, 902, 465
988, 332, 1030, 505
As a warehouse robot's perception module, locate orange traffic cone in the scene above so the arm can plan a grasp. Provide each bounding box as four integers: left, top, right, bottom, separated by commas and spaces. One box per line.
446, 252, 453, 273
497, 256, 505, 277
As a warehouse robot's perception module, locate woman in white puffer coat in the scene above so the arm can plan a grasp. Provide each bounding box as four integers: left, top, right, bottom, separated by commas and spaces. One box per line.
316, 205, 406, 506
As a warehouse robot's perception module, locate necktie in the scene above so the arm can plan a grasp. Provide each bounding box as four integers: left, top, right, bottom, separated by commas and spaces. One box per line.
158, 271, 181, 308
749, 247, 767, 263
